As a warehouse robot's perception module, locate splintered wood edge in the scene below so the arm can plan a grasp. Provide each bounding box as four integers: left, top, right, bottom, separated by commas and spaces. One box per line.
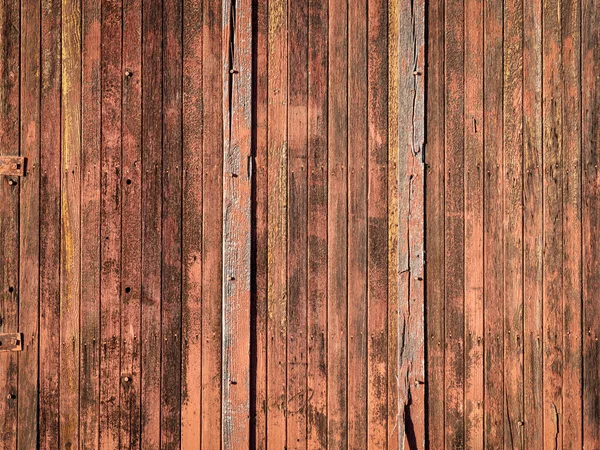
0, 333, 23, 352
0, 156, 26, 177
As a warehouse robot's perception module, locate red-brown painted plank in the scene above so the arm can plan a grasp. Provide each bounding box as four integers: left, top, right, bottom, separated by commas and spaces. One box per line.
39, 0, 62, 446
327, 0, 348, 446
80, 0, 102, 447
287, 0, 309, 447
181, 0, 203, 447
18, 0, 41, 447
463, 0, 484, 445
523, 0, 544, 445
141, 0, 162, 445
201, 1, 223, 447
161, 0, 183, 446
0, 0, 20, 445
267, 0, 289, 447
367, 0, 389, 446
60, 0, 82, 447
347, 0, 368, 446
121, 0, 143, 445
100, 0, 123, 446
425, 0, 445, 444
483, 0, 504, 445
307, 0, 328, 447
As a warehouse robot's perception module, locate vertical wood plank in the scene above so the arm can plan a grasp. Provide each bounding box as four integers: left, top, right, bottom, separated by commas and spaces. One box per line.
582, 0, 599, 444
253, 0, 269, 446
287, 0, 309, 447
39, 0, 62, 446
347, 0, 368, 445
18, 0, 41, 446
503, 0, 525, 445
80, 0, 101, 447
444, 0, 465, 444
0, 0, 20, 445
100, 0, 123, 446
463, 0, 484, 445
327, 0, 348, 445
307, 0, 328, 447
140, 0, 162, 445
121, 0, 143, 445
60, 0, 82, 446
522, 0, 544, 445
367, 0, 389, 446
425, 0, 445, 444
483, 0, 504, 444
221, 0, 252, 446
161, 0, 183, 445
561, 0, 583, 446
181, 0, 203, 446
542, 0, 564, 445
267, 0, 288, 446
201, 0, 223, 447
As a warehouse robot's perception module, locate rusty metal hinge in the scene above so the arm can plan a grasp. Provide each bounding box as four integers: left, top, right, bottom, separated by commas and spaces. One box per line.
0, 333, 23, 352
0, 156, 25, 177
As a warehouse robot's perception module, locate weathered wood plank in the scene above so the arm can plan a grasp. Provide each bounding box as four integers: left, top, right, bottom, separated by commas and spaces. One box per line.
286, 0, 309, 447
523, 0, 544, 445
444, 0, 465, 444
121, 0, 143, 445
253, 0, 269, 446
463, 0, 484, 445
347, 0, 368, 446
307, 0, 328, 447
60, 0, 82, 447
100, 0, 123, 447
140, 0, 162, 445
483, 0, 504, 445
327, 0, 348, 446
367, 0, 389, 446
503, 0, 525, 445
181, 0, 203, 447
0, 0, 20, 445
582, 0, 600, 444
161, 0, 183, 446
267, 0, 289, 447
18, 0, 40, 447
39, 0, 62, 445
424, 0, 445, 444
561, 0, 583, 446
222, 0, 252, 446
542, 0, 564, 446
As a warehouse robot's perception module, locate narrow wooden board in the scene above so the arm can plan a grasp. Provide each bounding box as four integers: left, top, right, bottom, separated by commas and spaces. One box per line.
347, 0, 368, 446
267, 0, 289, 447
307, 0, 329, 447
327, 0, 349, 446
286, 0, 309, 447
18, 2, 41, 450
120, 0, 143, 445
221, 0, 252, 446
39, 0, 62, 445
140, 0, 163, 445
181, 0, 203, 447
60, 0, 82, 447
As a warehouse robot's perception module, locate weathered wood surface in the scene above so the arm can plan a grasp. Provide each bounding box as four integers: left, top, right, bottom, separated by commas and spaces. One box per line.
1, 0, 425, 447
427, 0, 593, 447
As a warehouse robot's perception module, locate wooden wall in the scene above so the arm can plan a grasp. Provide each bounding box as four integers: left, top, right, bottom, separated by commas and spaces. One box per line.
426, 0, 600, 447
0, 0, 425, 449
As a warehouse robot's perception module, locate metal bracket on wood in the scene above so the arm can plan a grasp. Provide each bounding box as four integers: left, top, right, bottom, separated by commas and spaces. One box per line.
0, 156, 26, 177
0, 333, 23, 352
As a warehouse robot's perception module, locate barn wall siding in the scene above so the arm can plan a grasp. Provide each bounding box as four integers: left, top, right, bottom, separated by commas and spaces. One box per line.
0, 0, 425, 449
426, 0, 600, 448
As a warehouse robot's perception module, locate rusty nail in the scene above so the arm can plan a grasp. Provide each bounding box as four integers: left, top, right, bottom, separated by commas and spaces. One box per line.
230, 69, 238, 74
125, 69, 133, 77
413, 70, 422, 76
7, 179, 16, 186
123, 376, 130, 383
